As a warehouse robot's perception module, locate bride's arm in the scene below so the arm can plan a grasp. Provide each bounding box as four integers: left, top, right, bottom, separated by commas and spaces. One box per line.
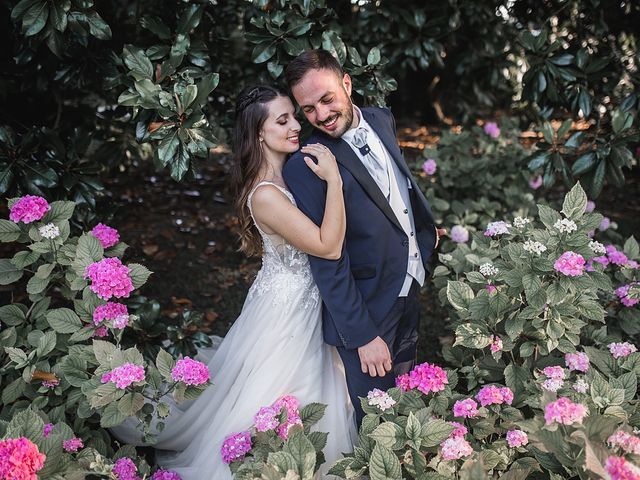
250, 145, 345, 260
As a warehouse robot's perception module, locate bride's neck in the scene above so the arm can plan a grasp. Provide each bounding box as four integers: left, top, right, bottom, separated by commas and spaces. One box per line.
258, 153, 286, 183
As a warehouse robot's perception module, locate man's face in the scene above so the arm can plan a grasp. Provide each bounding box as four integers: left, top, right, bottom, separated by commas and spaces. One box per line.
291, 69, 354, 138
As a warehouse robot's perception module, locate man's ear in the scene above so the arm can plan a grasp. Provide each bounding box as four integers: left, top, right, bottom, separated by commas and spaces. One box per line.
342, 73, 352, 97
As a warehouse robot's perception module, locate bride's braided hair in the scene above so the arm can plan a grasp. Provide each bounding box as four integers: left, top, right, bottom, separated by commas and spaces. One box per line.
231, 85, 288, 256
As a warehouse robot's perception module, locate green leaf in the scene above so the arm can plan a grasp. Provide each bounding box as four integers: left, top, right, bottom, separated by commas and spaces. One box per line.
6, 407, 44, 442
194, 73, 220, 107
155, 348, 175, 381
0, 219, 21, 242
100, 402, 128, 428
368, 443, 401, 480
2, 377, 26, 403
571, 152, 597, 176
623, 236, 639, 259
128, 263, 152, 288
23, 2, 49, 36
36, 330, 56, 357
43, 200, 75, 224
93, 339, 118, 365
118, 392, 145, 416
252, 42, 277, 64
454, 323, 491, 349
76, 233, 104, 262
447, 281, 474, 310
561, 182, 587, 219
282, 430, 316, 479
299, 402, 326, 430
537, 204, 560, 229
421, 419, 453, 447
369, 422, 405, 450
0, 258, 23, 285
123, 44, 154, 79
367, 47, 381, 66
46, 308, 82, 334
0, 304, 27, 326
140, 15, 171, 39
87, 10, 111, 39
267, 451, 298, 475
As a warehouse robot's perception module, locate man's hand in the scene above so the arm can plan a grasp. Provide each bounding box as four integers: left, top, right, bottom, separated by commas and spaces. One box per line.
435, 227, 447, 248
357, 336, 392, 377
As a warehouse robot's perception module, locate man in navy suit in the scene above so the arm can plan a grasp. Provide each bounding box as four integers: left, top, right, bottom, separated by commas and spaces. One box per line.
283, 50, 444, 425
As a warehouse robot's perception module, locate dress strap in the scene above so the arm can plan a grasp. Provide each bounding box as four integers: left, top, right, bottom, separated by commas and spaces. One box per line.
247, 181, 295, 234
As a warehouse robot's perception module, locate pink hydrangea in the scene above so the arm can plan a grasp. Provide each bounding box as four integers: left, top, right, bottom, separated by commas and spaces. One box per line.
453, 398, 479, 418
112, 457, 140, 480
395, 373, 411, 392
486, 284, 497, 295
585, 200, 596, 212
253, 406, 279, 432
483, 122, 500, 138
565, 352, 590, 372
599, 216, 611, 231
101, 363, 145, 389
449, 422, 467, 438
171, 357, 210, 386
42, 423, 53, 438
506, 430, 528, 448
9, 195, 49, 224
93, 325, 109, 337
608, 430, 640, 455
220, 431, 252, 464
543, 366, 565, 380
554, 251, 585, 277
609, 251, 629, 266
0, 437, 46, 480
604, 456, 640, 480
475, 385, 513, 407
484, 221, 511, 236
151, 470, 182, 480
544, 397, 588, 425
42, 378, 59, 388
93, 302, 129, 328
490, 336, 503, 353
542, 378, 564, 392
84, 258, 134, 300
450, 225, 469, 243
529, 176, 543, 190
62, 437, 83, 452
91, 223, 120, 248
273, 395, 302, 440
615, 284, 640, 308
609, 342, 638, 359
422, 159, 437, 175
440, 436, 473, 460
407, 362, 448, 394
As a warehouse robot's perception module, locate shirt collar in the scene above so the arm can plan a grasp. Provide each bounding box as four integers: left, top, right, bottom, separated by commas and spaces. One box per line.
342, 105, 372, 144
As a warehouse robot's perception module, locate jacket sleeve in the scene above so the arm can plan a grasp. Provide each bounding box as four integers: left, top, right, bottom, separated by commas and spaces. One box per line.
283, 151, 380, 349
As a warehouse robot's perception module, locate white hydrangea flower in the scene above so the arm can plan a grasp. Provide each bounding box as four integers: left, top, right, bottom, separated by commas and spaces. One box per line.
523, 240, 547, 255
589, 240, 606, 255
38, 223, 60, 239
573, 378, 589, 394
554, 218, 578, 233
367, 388, 396, 412
513, 216, 531, 229
479, 263, 499, 276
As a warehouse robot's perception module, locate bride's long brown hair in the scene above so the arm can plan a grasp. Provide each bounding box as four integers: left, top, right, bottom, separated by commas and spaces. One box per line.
231, 85, 289, 256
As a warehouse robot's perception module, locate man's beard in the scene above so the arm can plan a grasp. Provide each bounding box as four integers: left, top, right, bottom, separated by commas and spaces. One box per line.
319, 104, 354, 138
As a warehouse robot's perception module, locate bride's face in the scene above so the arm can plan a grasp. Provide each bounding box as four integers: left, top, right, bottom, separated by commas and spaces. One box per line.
260, 96, 301, 156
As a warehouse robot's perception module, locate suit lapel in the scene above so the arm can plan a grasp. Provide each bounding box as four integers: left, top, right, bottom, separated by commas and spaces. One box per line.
317, 131, 404, 233
362, 109, 414, 180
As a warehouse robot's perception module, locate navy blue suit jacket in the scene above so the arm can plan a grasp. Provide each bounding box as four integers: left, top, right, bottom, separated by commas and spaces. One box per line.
282, 107, 437, 349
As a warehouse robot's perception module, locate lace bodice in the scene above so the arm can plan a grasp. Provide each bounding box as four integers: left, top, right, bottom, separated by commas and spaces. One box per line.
245, 181, 320, 310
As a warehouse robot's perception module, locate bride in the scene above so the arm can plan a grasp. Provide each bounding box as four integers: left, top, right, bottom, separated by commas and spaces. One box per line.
112, 85, 356, 478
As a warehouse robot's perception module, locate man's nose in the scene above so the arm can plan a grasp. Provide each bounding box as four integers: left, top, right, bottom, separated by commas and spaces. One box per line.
316, 105, 331, 122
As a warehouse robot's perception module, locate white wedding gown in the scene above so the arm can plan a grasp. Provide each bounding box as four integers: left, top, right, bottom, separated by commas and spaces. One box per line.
112, 181, 356, 479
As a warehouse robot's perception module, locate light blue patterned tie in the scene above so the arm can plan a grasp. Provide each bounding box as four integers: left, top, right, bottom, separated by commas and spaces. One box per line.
353, 127, 390, 198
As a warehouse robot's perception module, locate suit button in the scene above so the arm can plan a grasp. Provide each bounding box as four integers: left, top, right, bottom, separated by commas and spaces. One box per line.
410, 232, 414, 236
402, 240, 409, 246
403, 209, 408, 214
414, 253, 419, 258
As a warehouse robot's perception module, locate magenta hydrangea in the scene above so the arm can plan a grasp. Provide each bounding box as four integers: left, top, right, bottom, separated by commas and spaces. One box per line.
608, 342, 638, 359
101, 363, 145, 389
483, 122, 500, 138
554, 251, 585, 277
542, 366, 565, 380
84, 257, 134, 300
608, 430, 640, 455
422, 159, 437, 175
506, 430, 528, 448
407, 362, 448, 394
93, 302, 129, 329
450, 225, 469, 244
170, 357, 210, 386
42, 378, 59, 388
604, 456, 640, 480
615, 284, 640, 308
489, 335, 503, 353
151, 470, 182, 480
220, 431, 252, 464
544, 397, 588, 425
62, 437, 84, 452
273, 395, 302, 440
486, 284, 497, 295
9, 195, 49, 224
475, 385, 513, 407
91, 223, 120, 248
0, 437, 46, 480
529, 175, 543, 189
42, 423, 53, 438
449, 422, 467, 438
253, 406, 279, 432
93, 325, 109, 337
440, 436, 473, 460
112, 457, 140, 480
453, 398, 479, 418
395, 373, 411, 392
565, 352, 590, 372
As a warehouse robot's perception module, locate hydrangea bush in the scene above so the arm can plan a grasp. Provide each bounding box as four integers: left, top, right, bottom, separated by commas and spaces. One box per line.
0, 196, 208, 478
328, 184, 639, 479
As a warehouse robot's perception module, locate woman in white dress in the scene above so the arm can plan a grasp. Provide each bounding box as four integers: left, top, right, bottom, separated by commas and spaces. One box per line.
113, 85, 356, 478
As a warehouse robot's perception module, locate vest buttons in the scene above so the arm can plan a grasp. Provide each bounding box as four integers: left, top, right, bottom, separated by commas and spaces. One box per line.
403, 209, 408, 214
402, 240, 409, 246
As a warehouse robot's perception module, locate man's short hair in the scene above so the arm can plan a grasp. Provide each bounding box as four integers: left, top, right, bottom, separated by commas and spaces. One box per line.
285, 49, 344, 89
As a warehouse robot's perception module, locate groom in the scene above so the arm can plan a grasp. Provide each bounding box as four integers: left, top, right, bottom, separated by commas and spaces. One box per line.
283, 50, 443, 425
